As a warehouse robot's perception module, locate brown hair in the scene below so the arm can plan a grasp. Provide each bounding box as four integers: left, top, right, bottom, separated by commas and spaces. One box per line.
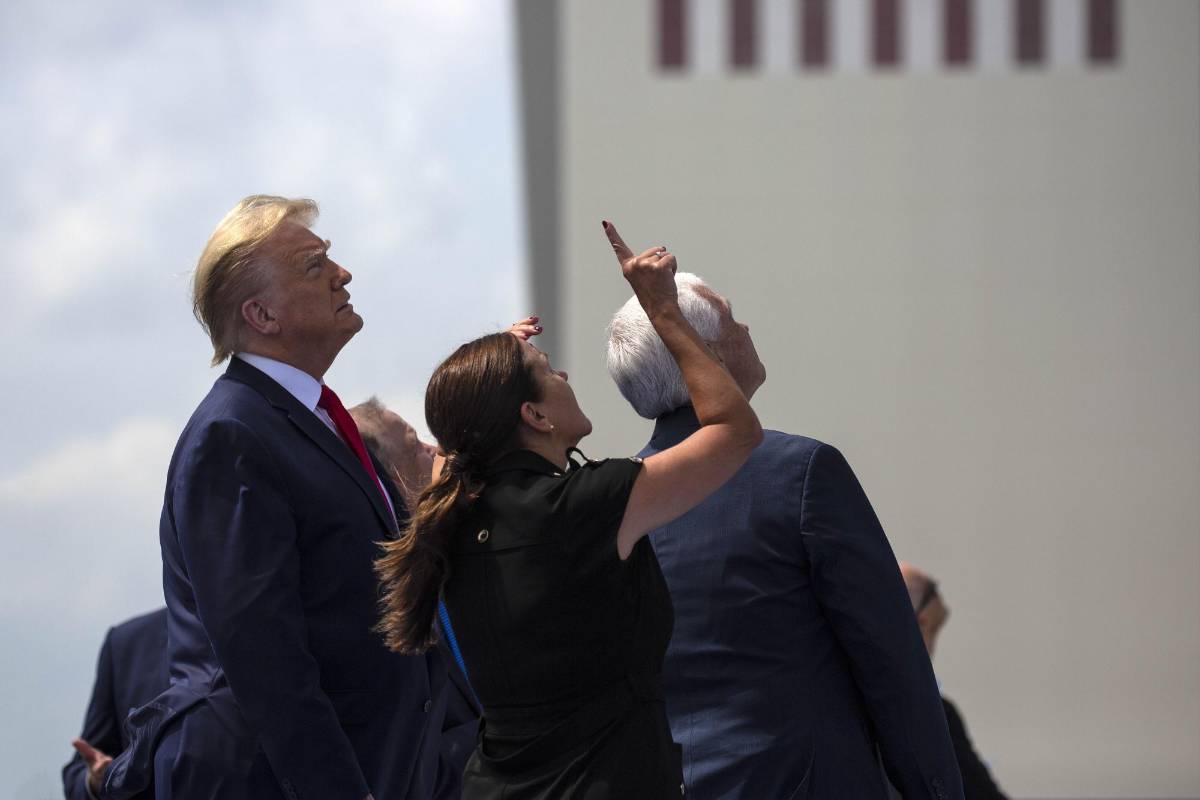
192, 195, 318, 365
375, 333, 540, 653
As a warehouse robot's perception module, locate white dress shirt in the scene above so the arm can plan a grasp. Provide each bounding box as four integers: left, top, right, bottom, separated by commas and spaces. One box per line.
235, 352, 340, 436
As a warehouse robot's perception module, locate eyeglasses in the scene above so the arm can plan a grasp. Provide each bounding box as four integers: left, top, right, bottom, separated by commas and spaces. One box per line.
916, 580, 940, 614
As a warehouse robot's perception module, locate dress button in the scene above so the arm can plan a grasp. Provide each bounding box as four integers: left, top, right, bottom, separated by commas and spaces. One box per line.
477, 529, 489, 543
423, 699, 432, 712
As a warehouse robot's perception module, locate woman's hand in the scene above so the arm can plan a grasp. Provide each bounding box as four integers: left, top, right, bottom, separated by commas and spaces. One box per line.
603, 221, 678, 317
507, 315, 542, 341
602, 219, 762, 560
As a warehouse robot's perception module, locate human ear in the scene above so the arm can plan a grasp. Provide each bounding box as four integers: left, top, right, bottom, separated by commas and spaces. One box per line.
519, 401, 554, 434
241, 298, 280, 336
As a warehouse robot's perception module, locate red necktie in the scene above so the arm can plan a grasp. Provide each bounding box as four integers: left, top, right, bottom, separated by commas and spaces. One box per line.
317, 384, 392, 512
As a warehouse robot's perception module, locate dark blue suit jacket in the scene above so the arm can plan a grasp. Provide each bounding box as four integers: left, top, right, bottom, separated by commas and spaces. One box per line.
63, 608, 168, 800
103, 357, 457, 800
642, 406, 963, 800
371, 448, 480, 800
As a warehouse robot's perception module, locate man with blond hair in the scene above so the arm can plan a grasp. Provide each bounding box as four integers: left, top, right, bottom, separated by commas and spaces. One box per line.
103, 196, 462, 800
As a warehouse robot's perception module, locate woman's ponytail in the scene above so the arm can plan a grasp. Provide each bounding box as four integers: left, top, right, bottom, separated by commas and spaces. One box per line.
375, 459, 483, 654
374, 332, 540, 654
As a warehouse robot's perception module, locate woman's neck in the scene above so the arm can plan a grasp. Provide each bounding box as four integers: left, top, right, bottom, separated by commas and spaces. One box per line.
519, 436, 576, 471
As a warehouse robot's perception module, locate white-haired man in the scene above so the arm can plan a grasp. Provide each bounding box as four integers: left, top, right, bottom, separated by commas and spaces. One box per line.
607, 274, 963, 799
103, 196, 464, 800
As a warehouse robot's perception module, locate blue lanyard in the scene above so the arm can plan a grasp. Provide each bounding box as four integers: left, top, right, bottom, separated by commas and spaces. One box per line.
437, 600, 479, 704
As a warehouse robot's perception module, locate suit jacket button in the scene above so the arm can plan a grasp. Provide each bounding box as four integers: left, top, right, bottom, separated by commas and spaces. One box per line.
423, 699, 432, 713
477, 529, 489, 543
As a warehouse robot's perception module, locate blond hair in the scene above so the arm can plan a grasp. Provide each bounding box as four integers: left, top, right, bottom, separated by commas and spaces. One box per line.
192, 195, 319, 364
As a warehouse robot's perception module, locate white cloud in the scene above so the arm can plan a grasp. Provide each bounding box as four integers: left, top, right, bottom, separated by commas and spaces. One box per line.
0, 3, 523, 794
0, 417, 175, 506
0, 418, 175, 620
1, 0, 512, 322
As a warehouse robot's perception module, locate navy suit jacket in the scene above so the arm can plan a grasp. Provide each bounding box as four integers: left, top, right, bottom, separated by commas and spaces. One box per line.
370, 448, 480, 800
642, 406, 963, 800
103, 358, 456, 800
63, 608, 168, 800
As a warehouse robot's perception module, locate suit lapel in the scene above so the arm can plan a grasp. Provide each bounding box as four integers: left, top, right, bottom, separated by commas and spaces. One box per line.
285, 406, 399, 535
224, 359, 399, 537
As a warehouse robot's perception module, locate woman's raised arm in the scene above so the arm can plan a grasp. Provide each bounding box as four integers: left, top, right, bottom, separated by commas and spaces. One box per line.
604, 221, 763, 559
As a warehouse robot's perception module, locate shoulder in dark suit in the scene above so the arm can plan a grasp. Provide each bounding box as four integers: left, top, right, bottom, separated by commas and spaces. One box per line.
643, 405, 963, 800
942, 697, 1009, 800
63, 608, 168, 800
103, 359, 456, 800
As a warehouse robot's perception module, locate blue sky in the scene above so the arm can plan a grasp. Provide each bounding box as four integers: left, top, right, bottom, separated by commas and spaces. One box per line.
0, 2, 523, 796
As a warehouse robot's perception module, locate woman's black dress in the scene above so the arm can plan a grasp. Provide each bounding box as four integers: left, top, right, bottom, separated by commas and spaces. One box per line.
442, 449, 681, 799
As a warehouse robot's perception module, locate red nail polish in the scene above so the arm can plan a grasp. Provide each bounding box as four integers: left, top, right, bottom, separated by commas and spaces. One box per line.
602, 220, 610, 230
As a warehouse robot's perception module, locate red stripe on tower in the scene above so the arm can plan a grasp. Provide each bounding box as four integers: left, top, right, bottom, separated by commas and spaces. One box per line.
800, 0, 829, 69
1087, 0, 1118, 64
659, 0, 687, 69
944, 0, 971, 66
873, 0, 901, 68
1014, 0, 1044, 65
730, 0, 758, 68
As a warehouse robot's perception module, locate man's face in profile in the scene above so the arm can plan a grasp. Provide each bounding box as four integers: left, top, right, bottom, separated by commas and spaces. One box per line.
696, 284, 766, 400
259, 221, 363, 358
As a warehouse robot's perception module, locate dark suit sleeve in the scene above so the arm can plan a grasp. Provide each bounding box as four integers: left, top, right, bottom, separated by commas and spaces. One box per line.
63, 629, 120, 800
942, 698, 1009, 800
170, 418, 369, 800
799, 444, 963, 800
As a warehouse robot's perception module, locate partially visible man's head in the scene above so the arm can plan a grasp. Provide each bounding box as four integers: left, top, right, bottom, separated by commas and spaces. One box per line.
192, 195, 361, 372
899, 561, 950, 658
607, 272, 766, 419
350, 397, 438, 510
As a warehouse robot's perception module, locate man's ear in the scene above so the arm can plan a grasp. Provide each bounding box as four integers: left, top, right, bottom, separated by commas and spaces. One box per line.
519, 401, 553, 434
241, 297, 280, 336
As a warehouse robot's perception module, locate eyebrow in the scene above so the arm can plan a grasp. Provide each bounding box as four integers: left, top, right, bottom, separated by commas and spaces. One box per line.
294, 239, 331, 260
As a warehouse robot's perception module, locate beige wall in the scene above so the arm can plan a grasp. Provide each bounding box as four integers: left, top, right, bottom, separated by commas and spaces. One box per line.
524, 1, 1199, 796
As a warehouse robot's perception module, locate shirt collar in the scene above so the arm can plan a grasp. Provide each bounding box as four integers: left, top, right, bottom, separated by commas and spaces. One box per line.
485, 449, 567, 478
649, 404, 701, 450
235, 352, 323, 413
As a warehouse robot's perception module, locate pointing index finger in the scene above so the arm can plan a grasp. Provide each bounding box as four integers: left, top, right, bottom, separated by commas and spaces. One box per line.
602, 220, 634, 262
72, 738, 99, 763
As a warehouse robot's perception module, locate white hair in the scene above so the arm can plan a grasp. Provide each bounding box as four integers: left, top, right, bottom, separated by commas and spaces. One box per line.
606, 272, 723, 419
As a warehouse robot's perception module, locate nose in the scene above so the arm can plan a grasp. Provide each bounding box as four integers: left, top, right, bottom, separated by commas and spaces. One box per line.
334, 263, 352, 288
558, 370, 569, 381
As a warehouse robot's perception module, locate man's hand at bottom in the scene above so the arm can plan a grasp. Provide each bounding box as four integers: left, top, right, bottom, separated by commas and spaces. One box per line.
72, 738, 113, 798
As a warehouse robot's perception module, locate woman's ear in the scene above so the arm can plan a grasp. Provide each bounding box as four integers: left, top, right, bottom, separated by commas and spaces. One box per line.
519, 400, 554, 434
241, 297, 280, 336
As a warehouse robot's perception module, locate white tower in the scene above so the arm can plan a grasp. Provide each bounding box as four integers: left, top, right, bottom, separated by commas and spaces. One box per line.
516, 2, 1199, 796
